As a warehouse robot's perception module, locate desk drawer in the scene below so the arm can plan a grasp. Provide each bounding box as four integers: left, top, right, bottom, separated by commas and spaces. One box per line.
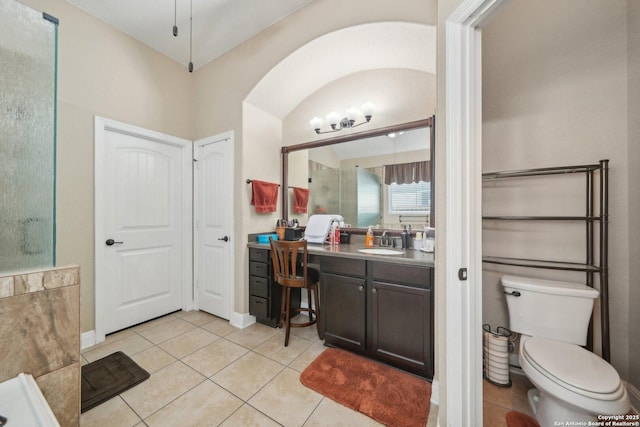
249, 261, 269, 277
250, 295, 269, 318
249, 248, 270, 263
250, 275, 269, 298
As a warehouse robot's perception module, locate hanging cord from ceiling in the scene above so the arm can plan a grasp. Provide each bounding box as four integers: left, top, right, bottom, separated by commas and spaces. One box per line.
172, 0, 178, 36
188, 0, 194, 72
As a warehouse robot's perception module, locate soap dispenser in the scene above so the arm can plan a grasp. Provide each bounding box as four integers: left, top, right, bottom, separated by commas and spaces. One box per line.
366, 226, 374, 247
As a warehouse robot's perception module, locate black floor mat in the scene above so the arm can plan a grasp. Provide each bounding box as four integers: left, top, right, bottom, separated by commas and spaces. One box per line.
81, 351, 150, 413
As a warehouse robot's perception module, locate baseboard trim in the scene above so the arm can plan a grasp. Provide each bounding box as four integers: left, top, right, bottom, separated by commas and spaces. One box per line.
627, 381, 640, 415
230, 312, 255, 329
81, 330, 96, 350
430, 378, 440, 406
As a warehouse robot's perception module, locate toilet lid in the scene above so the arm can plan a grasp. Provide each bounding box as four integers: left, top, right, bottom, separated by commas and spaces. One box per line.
523, 337, 620, 394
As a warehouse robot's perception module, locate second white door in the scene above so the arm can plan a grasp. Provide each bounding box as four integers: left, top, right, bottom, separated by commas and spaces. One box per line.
194, 133, 234, 319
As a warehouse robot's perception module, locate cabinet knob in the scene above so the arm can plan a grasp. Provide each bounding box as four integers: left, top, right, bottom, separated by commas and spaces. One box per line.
372, 288, 377, 294
358, 285, 364, 291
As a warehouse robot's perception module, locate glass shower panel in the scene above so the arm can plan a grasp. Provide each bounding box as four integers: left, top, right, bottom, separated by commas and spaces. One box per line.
356, 168, 381, 227
0, 0, 58, 273
308, 162, 341, 216
339, 169, 357, 227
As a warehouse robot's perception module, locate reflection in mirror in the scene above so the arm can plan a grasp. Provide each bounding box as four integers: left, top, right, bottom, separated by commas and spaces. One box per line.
286, 125, 431, 230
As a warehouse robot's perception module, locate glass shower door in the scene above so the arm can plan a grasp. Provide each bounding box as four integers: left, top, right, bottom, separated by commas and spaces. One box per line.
0, 0, 58, 273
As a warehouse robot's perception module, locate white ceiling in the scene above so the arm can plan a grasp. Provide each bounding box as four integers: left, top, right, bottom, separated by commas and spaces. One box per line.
66, 0, 314, 70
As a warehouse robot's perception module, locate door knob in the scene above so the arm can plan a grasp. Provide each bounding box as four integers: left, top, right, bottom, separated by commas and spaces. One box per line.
105, 239, 123, 246
218, 236, 229, 242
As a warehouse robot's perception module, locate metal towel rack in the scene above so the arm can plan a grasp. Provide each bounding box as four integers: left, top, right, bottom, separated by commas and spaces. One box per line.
246, 179, 280, 187
482, 160, 610, 361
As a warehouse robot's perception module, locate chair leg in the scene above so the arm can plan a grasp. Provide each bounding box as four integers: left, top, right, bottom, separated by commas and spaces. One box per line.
284, 287, 292, 347
279, 285, 286, 328
313, 285, 323, 340
307, 288, 313, 322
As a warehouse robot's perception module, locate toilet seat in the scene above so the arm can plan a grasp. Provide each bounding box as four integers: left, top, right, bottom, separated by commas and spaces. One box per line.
520, 337, 629, 415
522, 337, 621, 398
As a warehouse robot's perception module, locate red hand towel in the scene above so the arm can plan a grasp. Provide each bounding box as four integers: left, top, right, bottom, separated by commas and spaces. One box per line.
250, 180, 279, 213
292, 187, 309, 213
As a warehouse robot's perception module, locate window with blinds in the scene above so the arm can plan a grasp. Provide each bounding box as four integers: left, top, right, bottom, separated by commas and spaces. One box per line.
388, 181, 431, 214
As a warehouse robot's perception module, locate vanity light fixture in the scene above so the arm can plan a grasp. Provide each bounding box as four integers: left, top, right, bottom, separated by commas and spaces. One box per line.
309, 102, 376, 134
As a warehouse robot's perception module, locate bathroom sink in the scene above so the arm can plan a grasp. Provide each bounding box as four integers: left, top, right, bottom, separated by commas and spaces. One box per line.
357, 248, 404, 255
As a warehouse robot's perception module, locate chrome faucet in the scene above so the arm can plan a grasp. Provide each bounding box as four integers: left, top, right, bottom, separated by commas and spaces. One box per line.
380, 231, 390, 247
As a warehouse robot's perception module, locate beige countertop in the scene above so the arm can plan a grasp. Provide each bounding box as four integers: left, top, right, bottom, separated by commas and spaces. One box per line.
247, 241, 434, 268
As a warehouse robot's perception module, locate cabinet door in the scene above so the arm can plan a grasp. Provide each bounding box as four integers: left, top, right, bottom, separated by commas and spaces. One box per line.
369, 280, 433, 377
321, 272, 366, 353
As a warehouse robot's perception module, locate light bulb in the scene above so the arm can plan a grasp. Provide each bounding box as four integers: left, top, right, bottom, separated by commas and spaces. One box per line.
309, 117, 323, 131
345, 107, 360, 122
361, 102, 375, 120
326, 112, 341, 126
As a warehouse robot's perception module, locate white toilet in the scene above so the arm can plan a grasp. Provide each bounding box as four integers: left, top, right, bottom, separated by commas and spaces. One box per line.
501, 275, 629, 427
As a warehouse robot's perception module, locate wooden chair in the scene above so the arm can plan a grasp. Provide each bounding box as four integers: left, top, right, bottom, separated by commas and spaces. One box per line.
269, 238, 322, 346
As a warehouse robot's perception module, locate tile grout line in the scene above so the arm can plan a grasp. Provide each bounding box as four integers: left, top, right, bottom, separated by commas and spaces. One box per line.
85, 311, 437, 426
136, 333, 310, 426
137, 369, 210, 425
116, 395, 145, 426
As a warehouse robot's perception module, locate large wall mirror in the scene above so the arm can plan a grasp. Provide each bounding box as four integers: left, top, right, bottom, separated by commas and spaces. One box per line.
281, 116, 435, 231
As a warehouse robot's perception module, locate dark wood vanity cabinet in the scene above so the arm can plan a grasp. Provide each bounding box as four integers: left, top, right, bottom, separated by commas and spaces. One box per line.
320, 257, 434, 379
320, 258, 367, 353
248, 247, 300, 327
369, 262, 433, 378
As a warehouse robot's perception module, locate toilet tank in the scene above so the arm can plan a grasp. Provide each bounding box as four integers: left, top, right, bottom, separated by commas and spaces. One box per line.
501, 275, 599, 345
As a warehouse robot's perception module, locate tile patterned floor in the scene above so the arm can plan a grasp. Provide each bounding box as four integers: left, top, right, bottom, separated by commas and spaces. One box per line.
483, 371, 535, 427
80, 311, 440, 427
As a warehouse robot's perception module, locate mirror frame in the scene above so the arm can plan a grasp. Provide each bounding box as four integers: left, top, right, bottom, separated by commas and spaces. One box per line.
281, 115, 435, 228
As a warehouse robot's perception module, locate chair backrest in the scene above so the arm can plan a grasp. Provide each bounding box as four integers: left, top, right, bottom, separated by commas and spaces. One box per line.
270, 239, 308, 288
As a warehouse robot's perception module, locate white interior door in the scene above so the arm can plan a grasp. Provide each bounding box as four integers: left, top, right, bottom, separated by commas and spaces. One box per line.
194, 133, 234, 319
95, 117, 192, 338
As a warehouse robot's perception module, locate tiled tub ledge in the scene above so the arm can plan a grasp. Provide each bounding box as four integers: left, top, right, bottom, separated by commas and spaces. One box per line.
0, 265, 80, 298
0, 265, 81, 427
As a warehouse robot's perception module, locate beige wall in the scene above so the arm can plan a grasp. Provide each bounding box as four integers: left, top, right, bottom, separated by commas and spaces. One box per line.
193, 0, 437, 139
627, 0, 640, 398
282, 68, 436, 146
18, 0, 193, 332
482, 0, 631, 382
